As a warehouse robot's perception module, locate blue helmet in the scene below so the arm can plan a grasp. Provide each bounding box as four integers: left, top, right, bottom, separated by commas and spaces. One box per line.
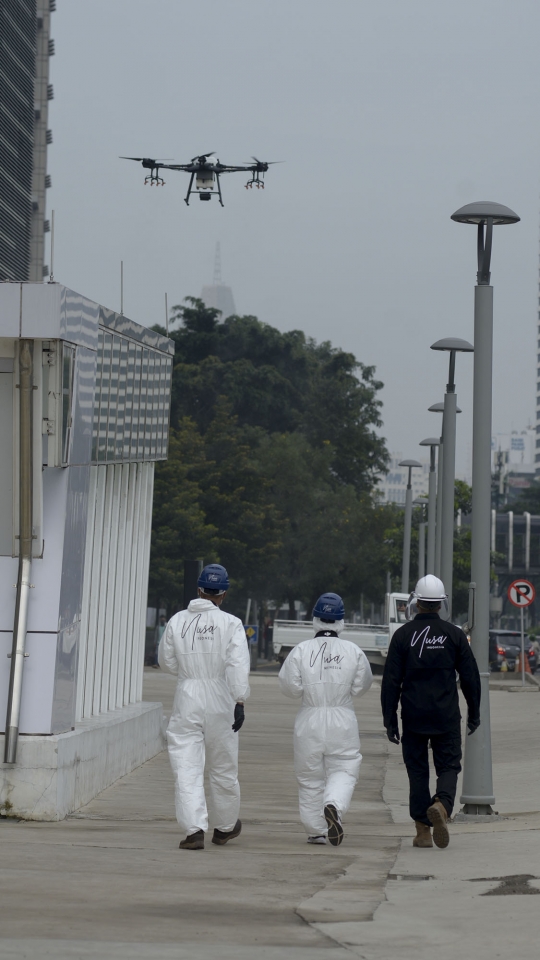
197, 563, 229, 595
312, 592, 345, 623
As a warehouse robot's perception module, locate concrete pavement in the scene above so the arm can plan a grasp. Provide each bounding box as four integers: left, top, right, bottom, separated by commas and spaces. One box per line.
1, 670, 540, 958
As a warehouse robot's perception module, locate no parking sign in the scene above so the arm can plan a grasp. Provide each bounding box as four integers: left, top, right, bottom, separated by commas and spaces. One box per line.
507, 579, 535, 684
507, 579, 536, 608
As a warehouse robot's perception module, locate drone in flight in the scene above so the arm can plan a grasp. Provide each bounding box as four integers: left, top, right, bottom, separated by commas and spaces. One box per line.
120, 152, 279, 206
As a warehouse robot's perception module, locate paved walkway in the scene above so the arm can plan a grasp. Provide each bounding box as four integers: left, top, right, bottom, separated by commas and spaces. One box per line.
0, 670, 540, 958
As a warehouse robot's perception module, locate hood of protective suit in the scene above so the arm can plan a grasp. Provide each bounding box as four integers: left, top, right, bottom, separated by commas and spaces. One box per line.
313, 616, 345, 635
188, 597, 218, 612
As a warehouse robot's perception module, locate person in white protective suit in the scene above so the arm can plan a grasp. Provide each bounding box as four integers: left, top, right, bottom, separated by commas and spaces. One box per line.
279, 593, 373, 845
158, 563, 250, 851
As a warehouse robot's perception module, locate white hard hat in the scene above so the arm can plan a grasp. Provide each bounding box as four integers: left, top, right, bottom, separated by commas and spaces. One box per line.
414, 575, 447, 601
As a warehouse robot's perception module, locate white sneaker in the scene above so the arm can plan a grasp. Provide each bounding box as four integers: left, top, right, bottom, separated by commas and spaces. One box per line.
307, 835, 327, 844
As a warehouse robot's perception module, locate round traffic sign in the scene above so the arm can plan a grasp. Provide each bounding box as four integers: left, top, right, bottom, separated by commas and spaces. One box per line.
507, 579, 536, 608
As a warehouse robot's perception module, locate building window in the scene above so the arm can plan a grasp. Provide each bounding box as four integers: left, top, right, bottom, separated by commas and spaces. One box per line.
91, 329, 172, 463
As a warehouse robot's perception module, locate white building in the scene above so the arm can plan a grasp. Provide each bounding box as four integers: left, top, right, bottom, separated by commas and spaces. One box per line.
492, 428, 535, 473
378, 454, 430, 505
0, 282, 173, 819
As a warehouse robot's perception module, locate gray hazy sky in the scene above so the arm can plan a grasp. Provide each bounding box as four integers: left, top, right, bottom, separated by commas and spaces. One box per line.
47, 0, 540, 477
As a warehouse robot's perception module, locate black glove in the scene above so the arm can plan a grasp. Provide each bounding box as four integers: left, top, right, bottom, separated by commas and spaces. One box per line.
232, 703, 245, 733
386, 723, 400, 745
467, 716, 480, 736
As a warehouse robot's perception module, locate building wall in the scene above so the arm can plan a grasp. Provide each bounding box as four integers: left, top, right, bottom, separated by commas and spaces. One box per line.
378, 454, 429, 504
76, 462, 154, 722
0, 284, 174, 736
0, 0, 37, 280
29, 0, 54, 280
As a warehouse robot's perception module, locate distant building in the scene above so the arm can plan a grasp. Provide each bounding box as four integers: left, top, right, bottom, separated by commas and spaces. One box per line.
29, 0, 55, 281
200, 242, 236, 318
492, 428, 536, 505
0, 0, 54, 282
492, 428, 535, 472
378, 454, 429, 505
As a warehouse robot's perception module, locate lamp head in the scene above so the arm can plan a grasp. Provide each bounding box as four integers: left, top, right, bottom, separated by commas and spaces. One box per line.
419, 437, 440, 446
428, 401, 462, 413
430, 337, 474, 353
399, 459, 422, 468
451, 201, 520, 225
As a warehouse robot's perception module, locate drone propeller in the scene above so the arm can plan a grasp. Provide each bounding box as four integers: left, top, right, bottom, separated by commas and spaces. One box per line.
191, 152, 216, 163
119, 157, 174, 163
247, 157, 283, 166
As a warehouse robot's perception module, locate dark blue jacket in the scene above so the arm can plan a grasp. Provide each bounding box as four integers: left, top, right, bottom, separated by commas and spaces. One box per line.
381, 613, 481, 734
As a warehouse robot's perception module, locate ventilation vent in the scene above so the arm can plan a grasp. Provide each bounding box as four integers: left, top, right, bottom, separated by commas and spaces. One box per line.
47, 84, 54, 100
44, 220, 50, 233
46, 129, 53, 144
45, 175, 52, 189
50, 0, 56, 10
43, 266, 49, 277
48, 39, 55, 56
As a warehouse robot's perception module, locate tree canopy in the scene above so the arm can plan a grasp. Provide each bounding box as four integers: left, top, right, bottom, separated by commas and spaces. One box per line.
149, 299, 391, 617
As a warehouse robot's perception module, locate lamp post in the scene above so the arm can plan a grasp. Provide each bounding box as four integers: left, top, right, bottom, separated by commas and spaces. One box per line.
430, 338, 474, 618
452, 200, 520, 815
414, 498, 428, 579
428, 401, 462, 578
419, 438, 439, 575
399, 460, 422, 593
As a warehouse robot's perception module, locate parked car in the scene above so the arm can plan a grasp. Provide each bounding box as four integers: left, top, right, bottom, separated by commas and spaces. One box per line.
489, 630, 537, 673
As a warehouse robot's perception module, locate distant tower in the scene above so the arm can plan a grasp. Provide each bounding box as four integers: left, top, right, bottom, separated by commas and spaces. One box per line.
200, 242, 236, 317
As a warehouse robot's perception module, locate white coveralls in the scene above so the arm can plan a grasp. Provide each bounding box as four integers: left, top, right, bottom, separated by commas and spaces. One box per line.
279, 625, 373, 836
158, 598, 250, 835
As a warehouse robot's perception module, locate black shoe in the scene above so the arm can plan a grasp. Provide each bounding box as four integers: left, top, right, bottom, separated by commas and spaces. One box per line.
324, 804, 344, 846
179, 829, 204, 850
211, 819, 242, 845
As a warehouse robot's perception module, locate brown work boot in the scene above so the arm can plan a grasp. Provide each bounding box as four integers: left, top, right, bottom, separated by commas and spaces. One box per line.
427, 799, 449, 848
211, 819, 242, 845
179, 829, 204, 850
412, 821, 433, 848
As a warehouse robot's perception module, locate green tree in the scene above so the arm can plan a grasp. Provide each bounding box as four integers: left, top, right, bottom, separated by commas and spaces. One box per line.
166, 298, 389, 491
502, 480, 540, 515
150, 300, 390, 615
149, 419, 218, 611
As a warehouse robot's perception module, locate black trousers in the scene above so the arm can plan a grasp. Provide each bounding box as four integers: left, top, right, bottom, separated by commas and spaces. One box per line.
401, 727, 462, 825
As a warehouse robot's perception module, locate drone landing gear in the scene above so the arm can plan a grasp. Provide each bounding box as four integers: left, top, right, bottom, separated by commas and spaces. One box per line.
184, 172, 195, 205
215, 173, 224, 207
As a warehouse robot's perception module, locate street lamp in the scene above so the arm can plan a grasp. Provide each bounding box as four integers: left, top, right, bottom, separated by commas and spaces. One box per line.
399, 460, 422, 593
452, 200, 520, 816
430, 338, 474, 618
428, 402, 462, 577
414, 498, 428, 579
419, 438, 440, 575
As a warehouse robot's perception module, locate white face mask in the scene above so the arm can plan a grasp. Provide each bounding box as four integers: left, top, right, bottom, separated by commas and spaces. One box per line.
313, 617, 345, 635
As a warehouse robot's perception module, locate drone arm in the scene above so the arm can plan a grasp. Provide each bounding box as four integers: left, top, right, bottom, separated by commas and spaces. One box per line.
217, 165, 256, 173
